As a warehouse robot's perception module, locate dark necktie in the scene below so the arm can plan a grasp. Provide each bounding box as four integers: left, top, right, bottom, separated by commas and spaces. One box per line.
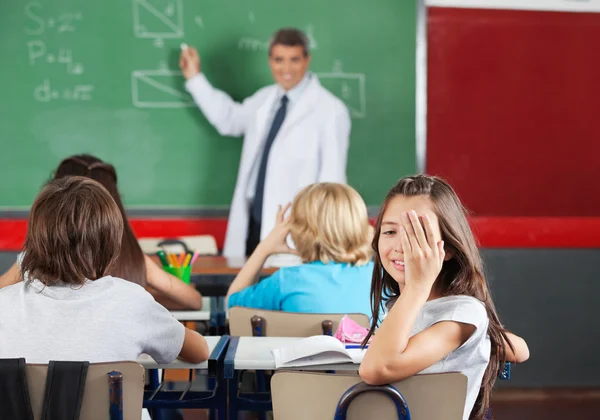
250, 95, 289, 223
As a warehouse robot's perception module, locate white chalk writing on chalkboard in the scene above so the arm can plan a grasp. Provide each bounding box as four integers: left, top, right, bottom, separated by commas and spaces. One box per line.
133, 0, 184, 40
238, 24, 318, 52
27, 41, 84, 75
34, 79, 94, 102
24, 2, 82, 35
318, 62, 366, 118
131, 69, 194, 108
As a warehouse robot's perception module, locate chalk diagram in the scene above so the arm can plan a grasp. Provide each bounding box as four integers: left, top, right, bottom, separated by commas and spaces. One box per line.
132, 0, 184, 43
318, 62, 366, 118
131, 68, 194, 108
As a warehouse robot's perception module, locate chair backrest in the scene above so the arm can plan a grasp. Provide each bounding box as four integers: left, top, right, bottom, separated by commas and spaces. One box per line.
26, 361, 145, 420
271, 371, 467, 420
138, 235, 218, 256
229, 307, 369, 337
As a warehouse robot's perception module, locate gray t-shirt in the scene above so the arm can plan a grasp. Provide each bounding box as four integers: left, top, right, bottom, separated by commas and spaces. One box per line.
0, 275, 185, 364
410, 295, 490, 420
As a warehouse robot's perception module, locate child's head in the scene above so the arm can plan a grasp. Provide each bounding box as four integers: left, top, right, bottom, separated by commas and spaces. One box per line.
369, 174, 510, 420
373, 174, 484, 299
22, 176, 123, 286
288, 182, 372, 265
51, 154, 147, 285
54, 154, 120, 201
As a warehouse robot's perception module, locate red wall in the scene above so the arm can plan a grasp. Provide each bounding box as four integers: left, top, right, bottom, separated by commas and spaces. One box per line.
2, 217, 600, 251
426, 7, 600, 216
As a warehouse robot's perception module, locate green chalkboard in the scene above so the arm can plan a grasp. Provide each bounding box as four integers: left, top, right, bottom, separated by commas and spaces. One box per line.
0, 0, 416, 208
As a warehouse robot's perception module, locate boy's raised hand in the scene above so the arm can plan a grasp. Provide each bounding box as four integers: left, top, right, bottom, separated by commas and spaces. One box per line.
259, 203, 298, 255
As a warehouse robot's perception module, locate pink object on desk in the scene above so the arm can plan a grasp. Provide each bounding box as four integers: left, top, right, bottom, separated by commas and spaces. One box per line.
334, 315, 371, 344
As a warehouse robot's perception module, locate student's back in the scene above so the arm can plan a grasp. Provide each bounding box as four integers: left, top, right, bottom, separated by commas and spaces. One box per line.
229, 260, 374, 315
0, 176, 209, 364
0, 276, 182, 363
226, 183, 374, 316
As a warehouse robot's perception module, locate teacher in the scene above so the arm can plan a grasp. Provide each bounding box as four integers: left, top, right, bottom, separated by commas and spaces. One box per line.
180, 27, 351, 257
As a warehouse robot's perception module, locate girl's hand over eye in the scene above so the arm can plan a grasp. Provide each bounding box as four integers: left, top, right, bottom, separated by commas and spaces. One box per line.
400, 210, 445, 293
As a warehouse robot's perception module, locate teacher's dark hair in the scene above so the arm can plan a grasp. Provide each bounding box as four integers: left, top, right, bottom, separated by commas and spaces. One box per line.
269, 28, 309, 56
52, 154, 147, 286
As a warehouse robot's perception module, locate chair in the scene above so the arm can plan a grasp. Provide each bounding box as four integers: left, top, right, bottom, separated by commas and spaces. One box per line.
271, 371, 467, 420
228, 308, 370, 420
228, 307, 370, 337
138, 235, 218, 256
25, 361, 144, 420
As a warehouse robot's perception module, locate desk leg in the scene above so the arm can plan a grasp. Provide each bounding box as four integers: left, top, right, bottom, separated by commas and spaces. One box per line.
148, 369, 162, 420
256, 372, 267, 420
227, 371, 240, 420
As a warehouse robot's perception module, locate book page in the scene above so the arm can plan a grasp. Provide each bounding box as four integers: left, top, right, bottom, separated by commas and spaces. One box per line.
272, 336, 351, 368
346, 348, 368, 364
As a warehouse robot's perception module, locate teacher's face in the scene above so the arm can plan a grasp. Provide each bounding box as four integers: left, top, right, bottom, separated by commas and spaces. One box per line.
269, 44, 311, 91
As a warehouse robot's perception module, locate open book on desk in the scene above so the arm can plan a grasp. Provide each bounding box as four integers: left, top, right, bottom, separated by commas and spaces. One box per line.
271, 335, 367, 368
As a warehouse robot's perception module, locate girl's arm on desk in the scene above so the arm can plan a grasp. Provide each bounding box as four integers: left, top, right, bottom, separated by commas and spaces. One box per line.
226, 203, 297, 304
178, 328, 210, 363
0, 262, 22, 289
144, 255, 203, 310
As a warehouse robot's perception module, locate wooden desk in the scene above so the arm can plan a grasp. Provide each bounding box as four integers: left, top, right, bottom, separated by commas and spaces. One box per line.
149, 255, 277, 296
138, 335, 226, 371
149, 255, 277, 275
224, 337, 362, 375
170, 296, 211, 321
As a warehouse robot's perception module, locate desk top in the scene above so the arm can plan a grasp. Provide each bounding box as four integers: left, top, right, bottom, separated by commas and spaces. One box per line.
170, 297, 211, 321
228, 337, 361, 372
149, 255, 278, 276
138, 335, 223, 369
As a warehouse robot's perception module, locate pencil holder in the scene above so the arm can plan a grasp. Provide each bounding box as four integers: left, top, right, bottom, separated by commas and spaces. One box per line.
164, 265, 192, 284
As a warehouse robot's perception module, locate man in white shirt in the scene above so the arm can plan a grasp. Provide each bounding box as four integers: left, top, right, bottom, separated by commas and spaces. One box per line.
180, 28, 351, 257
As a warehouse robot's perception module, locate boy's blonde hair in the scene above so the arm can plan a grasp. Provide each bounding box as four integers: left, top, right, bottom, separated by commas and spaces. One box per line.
289, 183, 372, 265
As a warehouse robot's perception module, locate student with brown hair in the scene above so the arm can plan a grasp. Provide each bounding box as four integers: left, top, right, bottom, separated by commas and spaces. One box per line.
359, 174, 529, 420
0, 154, 203, 310
226, 182, 374, 316
0, 176, 208, 363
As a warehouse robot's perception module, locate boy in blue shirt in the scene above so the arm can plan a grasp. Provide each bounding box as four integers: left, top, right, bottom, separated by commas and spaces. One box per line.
227, 183, 373, 316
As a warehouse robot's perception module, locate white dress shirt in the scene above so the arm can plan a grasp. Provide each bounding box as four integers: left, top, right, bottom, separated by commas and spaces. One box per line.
245, 73, 313, 201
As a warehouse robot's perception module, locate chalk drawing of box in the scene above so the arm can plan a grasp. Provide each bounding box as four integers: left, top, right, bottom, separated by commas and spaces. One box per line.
133, 0, 184, 39
131, 69, 194, 108
317, 72, 366, 119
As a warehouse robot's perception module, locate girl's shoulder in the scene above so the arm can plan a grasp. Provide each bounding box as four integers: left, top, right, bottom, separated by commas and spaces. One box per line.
421, 295, 488, 327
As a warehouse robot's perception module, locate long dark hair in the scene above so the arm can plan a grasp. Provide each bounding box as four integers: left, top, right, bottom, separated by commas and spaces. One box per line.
364, 174, 513, 420
53, 154, 147, 286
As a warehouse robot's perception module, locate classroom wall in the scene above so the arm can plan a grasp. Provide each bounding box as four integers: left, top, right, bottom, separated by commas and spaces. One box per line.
426, 5, 600, 216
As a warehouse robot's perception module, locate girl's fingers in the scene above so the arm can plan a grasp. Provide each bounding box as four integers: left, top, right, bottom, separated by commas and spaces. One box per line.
401, 212, 419, 252
399, 225, 412, 255
438, 241, 446, 266
422, 214, 438, 251
408, 210, 428, 250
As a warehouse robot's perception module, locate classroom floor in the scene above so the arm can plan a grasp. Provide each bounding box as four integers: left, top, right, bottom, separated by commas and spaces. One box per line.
179, 389, 600, 419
